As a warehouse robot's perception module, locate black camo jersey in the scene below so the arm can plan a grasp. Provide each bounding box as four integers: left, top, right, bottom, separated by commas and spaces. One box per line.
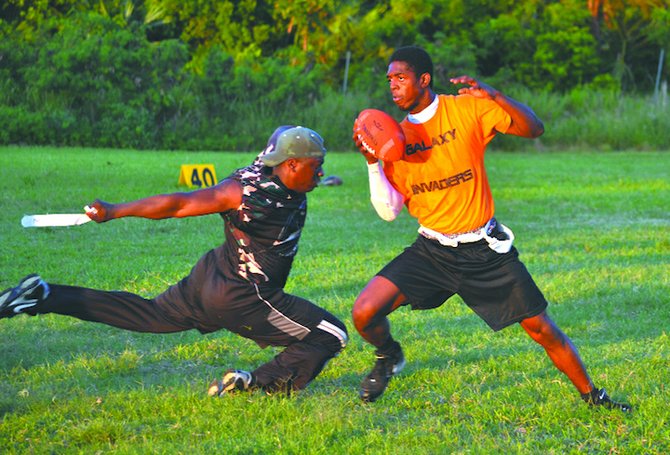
220, 158, 307, 288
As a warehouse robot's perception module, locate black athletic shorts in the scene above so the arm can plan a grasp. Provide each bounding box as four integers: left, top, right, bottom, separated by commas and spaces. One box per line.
377, 235, 548, 331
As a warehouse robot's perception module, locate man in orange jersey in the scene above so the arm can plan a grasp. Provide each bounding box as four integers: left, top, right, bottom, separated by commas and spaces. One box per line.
351, 45, 630, 411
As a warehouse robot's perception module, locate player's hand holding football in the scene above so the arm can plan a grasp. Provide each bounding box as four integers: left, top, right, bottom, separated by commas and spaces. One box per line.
352, 118, 379, 164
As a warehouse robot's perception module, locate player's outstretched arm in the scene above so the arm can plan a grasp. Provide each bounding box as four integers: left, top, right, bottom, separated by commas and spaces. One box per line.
450, 75, 544, 139
86, 179, 243, 222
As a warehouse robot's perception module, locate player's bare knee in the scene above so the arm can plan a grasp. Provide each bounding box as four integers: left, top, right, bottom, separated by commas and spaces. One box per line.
352, 307, 381, 337
352, 295, 371, 328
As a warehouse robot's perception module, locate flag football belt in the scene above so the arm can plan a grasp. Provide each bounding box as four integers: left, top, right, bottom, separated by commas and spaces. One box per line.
418, 217, 515, 253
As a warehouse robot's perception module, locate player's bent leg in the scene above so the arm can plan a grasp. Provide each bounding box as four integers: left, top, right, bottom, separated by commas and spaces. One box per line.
352, 275, 406, 345
520, 311, 593, 393
353, 276, 408, 402
209, 287, 348, 396
252, 314, 348, 393
520, 311, 631, 412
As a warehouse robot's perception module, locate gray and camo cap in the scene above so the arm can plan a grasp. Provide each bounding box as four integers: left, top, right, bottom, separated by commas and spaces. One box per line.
261, 126, 326, 167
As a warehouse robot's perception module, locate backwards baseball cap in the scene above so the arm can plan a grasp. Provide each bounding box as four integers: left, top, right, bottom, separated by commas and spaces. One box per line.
261, 126, 326, 167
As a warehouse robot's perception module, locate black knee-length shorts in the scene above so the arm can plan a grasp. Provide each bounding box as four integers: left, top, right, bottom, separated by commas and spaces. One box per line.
377, 235, 548, 331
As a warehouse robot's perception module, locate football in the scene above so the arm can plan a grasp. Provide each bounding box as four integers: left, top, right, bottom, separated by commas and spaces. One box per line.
355, 109, 405, 162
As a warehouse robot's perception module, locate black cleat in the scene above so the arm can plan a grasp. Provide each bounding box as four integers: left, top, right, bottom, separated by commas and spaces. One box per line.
360, 347, 405, 403
582, 387, 632, 412
208, 369, 253, 397
0, 274, 50, 319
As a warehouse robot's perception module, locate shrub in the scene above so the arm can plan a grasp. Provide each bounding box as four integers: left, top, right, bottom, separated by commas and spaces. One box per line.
0, 10, 668, 152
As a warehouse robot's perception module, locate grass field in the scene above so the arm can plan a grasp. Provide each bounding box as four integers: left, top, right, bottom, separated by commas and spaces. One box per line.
0, 146, 668, 454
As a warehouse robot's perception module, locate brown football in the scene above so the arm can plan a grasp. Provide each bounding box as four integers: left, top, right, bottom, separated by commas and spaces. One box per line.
355, 109, 405, 162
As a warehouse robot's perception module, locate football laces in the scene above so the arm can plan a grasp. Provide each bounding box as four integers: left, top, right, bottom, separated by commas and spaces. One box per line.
358, 134, 376, 156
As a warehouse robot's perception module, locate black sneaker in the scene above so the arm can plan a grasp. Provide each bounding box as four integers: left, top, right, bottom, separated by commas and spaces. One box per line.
581, 387, 632, 412
0, 274, 50, 319
207, 369, 254, 397
360, 347, 405, 402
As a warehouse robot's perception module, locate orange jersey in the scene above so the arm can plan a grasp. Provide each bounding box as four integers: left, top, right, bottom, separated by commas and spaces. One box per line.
384, 94, 511, 234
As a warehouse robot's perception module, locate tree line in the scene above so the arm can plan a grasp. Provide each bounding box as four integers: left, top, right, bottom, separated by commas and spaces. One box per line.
1, 0, 668, 150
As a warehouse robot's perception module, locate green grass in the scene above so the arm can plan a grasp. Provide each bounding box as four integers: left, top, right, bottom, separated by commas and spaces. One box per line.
1, 147, 669, 454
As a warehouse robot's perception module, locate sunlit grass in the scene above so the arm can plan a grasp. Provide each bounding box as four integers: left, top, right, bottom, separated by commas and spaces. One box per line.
1, 147, 668, 454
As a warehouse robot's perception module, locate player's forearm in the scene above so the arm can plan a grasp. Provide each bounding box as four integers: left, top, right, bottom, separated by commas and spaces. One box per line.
110, 193, 189, 220
96, 180, 240, 222
494, 92, 544, 138
367, 162, 404, 221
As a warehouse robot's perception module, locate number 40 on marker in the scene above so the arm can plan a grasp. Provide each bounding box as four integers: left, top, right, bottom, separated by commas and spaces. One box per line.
178, 164, 218, 188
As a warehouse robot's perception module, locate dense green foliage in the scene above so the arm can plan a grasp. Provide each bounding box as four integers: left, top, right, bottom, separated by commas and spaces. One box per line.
1, 0, 669, 150
1, 148, 669, 453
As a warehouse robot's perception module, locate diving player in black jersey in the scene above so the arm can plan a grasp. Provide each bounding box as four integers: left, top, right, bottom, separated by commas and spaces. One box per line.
1, 126, 348, 396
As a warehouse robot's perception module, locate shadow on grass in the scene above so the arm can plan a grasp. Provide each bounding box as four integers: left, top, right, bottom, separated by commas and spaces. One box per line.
0, 275, 664, 419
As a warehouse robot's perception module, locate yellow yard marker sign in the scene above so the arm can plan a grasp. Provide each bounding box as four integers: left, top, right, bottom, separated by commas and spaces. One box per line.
178, 164, 217, 188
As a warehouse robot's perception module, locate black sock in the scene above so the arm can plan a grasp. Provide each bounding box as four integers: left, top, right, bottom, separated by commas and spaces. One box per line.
376, 337, 401, 357
581, 387, 600, 403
